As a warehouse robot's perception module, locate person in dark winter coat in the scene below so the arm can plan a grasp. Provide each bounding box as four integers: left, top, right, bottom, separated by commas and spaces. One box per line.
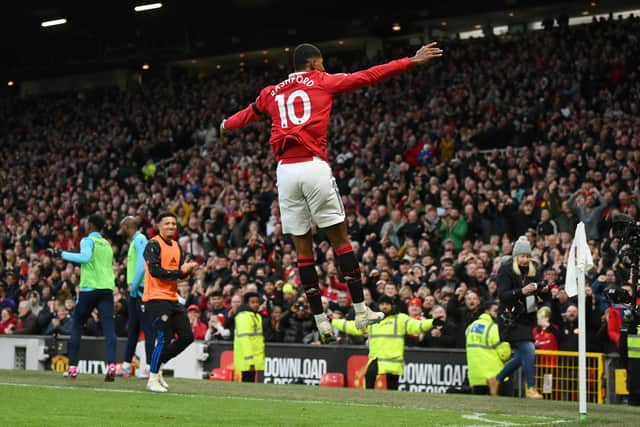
279, 296, 317, 344
488, 236, 550, 399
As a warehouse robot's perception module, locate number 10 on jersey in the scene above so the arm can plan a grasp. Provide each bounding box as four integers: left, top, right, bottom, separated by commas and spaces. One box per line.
275, 89, 311, 128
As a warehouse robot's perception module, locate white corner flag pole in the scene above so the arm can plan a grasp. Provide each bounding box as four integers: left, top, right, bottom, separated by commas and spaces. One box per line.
577, 253, 587, 421
565, 222, 592, 422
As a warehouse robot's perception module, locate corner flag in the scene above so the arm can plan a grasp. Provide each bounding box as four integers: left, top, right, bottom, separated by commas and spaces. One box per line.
565, 222, 593, 298
564, 221, 594, 420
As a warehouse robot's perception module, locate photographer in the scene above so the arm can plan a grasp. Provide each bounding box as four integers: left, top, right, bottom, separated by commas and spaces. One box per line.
488, 236, 549, 399
279, 296, 317, 344
609, 212, 640, 405
605, 283, 633, 345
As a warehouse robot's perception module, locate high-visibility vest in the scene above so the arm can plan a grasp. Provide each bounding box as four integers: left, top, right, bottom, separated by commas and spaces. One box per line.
143, 236, 181, 302
333, 313, 434, 375
465, 313, 511, 386
628, 335, 640, 359
234, 310, 265, 372
79, 235, 115, 290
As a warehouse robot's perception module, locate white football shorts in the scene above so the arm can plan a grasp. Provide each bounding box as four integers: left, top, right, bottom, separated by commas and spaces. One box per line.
276, 157, 345, 236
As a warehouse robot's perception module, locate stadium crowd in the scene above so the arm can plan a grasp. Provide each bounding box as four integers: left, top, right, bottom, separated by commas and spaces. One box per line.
1, 15, 639, 357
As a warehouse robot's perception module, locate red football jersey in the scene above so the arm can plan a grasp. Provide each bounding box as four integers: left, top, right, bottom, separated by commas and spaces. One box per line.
223, 58, 413, 161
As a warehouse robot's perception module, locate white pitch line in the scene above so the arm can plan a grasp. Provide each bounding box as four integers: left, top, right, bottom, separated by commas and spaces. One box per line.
462, 412, 572, 426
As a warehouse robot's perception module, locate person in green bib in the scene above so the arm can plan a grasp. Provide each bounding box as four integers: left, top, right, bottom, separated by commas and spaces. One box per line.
230, 291, 265, 382
332, 295, 442, 390
61, 214, 117, 381
119, 216, 154, 378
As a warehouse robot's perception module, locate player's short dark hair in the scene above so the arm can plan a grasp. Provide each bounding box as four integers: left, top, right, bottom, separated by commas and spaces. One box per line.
156, 211, 177, 223
243, 291, 260, 304
293, 43, 322, 71
210, 290, 223, 298
88, 214, 105, 231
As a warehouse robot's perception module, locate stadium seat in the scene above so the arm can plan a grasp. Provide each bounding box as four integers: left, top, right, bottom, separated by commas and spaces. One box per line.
320, 372, 344, 387
209, 368, 234, 381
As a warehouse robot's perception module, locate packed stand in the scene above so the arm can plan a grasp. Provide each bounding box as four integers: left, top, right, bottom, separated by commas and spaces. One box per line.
0, 15, 639, 356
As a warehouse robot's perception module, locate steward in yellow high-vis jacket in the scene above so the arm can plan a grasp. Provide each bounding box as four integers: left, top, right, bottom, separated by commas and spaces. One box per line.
332, 295, 442, 390
232, 292, 265, 383
465, 300, 511, 394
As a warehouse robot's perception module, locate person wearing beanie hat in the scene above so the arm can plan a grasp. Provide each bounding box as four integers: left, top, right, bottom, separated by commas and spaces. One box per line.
512, 236, 532, 257
331, 295, 443, 390
488, 235, 551, 399
407, 297, 424, 321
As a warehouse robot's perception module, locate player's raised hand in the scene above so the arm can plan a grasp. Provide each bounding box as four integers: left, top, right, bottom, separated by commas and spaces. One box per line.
410, 42, 443, 65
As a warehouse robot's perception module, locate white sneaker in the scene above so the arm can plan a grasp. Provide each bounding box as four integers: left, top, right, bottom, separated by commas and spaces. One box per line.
146, 373, 167, 393
158, 368, 169, 389
314, 313, 335, 344
355, 306, 384, 331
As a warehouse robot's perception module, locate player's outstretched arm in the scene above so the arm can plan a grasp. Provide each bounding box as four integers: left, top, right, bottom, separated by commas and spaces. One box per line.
220, 91, 270, 138
219, 102, 260, 138
324, 42, 443, 94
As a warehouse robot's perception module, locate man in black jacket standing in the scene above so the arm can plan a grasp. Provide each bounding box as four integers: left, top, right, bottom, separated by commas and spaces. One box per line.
488, 236, 548, 399
280, 296, 316, 344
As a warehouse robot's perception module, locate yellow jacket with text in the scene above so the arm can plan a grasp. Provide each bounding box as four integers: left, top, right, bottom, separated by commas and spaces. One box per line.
332, 313, 435, 375
465, 313, 511, 386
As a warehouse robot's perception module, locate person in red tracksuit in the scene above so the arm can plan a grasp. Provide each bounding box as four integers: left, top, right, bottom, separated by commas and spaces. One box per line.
221, 42, 443, 343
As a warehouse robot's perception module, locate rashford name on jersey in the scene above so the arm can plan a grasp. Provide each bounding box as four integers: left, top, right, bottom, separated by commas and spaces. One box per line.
270, 74, 316, 97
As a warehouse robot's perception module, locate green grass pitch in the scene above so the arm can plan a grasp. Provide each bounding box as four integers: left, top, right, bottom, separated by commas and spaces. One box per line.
1, 370, 639, 426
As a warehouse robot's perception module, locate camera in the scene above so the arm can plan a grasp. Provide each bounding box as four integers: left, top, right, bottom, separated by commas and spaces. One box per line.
297, 303, 306, 311
606, 287, 633, 305
610, 213, 640, 307
612, 213, 640, 261
612, 213, 640, 240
